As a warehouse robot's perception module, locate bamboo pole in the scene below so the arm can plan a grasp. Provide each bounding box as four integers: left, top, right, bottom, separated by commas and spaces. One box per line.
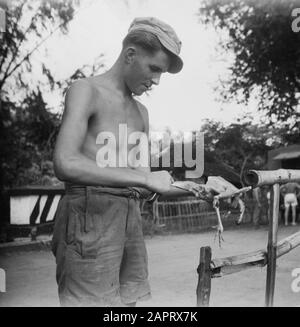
277, 230, 300, 258
265, 183, 280, 307
196, 246, 212, 307
244, 169, 300, 187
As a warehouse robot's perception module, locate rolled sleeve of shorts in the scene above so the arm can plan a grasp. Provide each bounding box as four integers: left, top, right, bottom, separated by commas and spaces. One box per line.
284, 193, 298, 207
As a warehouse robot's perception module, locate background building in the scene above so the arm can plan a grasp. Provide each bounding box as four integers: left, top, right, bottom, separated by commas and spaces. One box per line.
268, 144, 300, 170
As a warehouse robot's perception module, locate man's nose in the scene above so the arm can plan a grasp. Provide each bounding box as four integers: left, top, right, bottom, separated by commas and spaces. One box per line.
151, 74, 161, 85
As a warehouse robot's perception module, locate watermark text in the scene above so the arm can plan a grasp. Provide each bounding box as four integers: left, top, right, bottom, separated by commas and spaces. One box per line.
95, 124, 204, 178
291, 8, 300, 32
291, 268, 300, 293
0, 268, 6, 292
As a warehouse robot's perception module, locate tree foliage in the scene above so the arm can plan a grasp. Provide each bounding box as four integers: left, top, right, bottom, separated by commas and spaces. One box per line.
199, 0, 300, 126
0, 0, 80, 97
200, 117, 275, 184
1, 89, 62, 187
0, 0, 105, 190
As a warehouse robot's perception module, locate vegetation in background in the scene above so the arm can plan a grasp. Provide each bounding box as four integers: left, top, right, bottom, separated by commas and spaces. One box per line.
199, 0, 300, 132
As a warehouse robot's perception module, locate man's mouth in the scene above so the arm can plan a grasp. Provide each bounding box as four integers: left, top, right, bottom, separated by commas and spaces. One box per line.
143, 84, 152, 91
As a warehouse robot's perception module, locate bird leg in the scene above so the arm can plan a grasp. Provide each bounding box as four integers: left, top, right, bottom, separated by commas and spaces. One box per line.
213, 196, 225, 248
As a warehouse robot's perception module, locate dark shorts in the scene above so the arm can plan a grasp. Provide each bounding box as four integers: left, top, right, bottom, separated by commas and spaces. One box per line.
51, 184, 151, 306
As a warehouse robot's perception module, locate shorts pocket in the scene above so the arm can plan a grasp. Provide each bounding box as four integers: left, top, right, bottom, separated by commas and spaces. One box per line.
65, 193, 96, 258
70, 189, 106, 259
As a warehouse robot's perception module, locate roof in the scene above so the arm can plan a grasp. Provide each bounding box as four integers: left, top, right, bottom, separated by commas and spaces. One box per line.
269, 144, 300, 159
273, 151, 300, 160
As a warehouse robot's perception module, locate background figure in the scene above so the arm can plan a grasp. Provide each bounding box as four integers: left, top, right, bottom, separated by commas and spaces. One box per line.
280, 182, 300, 226
252, 186, 269, 227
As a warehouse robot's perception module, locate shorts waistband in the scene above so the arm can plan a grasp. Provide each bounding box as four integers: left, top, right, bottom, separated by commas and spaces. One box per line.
65, 183, 141, 199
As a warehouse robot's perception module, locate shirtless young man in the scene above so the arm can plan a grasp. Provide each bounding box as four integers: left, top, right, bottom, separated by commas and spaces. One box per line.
52, 17, 227, 307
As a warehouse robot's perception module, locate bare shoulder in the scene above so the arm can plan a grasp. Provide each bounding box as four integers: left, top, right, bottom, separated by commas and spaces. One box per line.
66, 78, 94, 96
66, 78, 93, 104
64, 78, 102, 117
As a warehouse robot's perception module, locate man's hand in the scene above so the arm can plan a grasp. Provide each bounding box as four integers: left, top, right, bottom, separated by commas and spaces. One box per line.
145, 171, 174, 193
172, 181, 211, 198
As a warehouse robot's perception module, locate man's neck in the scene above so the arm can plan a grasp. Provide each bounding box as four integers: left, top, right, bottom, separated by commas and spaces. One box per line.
104, 58, 132, 99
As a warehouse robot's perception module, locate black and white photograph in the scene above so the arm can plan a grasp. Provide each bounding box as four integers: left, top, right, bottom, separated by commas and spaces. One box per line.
0, 0, 300, 310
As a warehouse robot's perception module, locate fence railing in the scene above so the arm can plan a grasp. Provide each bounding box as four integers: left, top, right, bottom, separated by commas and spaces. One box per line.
4, 186, 64, 240
152, 197, 251, 232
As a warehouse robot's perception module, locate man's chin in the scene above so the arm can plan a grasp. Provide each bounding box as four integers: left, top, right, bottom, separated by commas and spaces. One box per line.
133, 89, 144, 96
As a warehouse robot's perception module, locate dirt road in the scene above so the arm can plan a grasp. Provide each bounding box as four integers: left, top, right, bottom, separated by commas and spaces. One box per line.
0, 224, 300, 307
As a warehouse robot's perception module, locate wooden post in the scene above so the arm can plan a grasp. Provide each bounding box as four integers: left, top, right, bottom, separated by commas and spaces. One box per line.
196, 246, 212, 306
177, 202, 183, 231
30, 226, 37, 241
265, 183, 280, 307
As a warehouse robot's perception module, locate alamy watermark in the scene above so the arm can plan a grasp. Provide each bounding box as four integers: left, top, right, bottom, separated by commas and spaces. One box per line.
291, 268, 300, 293
95, 124, 204, 178
0, 0, 9, 33
0, 7, 5, 32
291, 8, 300, 32
0, 268, 5, 292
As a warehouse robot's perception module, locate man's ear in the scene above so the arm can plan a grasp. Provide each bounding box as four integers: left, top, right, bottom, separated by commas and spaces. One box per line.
124, 46, 137, 64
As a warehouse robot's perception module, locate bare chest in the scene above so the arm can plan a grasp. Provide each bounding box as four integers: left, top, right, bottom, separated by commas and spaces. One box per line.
89, 97, 145, 138
82, 92, 148, 167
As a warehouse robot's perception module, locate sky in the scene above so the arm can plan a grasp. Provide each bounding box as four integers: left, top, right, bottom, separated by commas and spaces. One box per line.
38, 0, 261, 132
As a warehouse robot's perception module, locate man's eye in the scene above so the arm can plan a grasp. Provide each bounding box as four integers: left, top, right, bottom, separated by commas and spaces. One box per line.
150, 66, 161, 73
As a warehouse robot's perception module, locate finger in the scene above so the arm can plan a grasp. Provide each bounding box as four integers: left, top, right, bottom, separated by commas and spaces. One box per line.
192, 187, 200, 197
200, 186, 209, 197
197, 188, 203, 197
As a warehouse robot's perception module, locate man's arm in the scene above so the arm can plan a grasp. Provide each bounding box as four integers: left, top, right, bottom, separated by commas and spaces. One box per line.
53, 80, 171, 192
280, 184, 286, 194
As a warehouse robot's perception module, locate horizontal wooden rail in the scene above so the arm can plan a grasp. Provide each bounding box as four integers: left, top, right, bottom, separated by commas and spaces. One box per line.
210, 230, 300, 278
